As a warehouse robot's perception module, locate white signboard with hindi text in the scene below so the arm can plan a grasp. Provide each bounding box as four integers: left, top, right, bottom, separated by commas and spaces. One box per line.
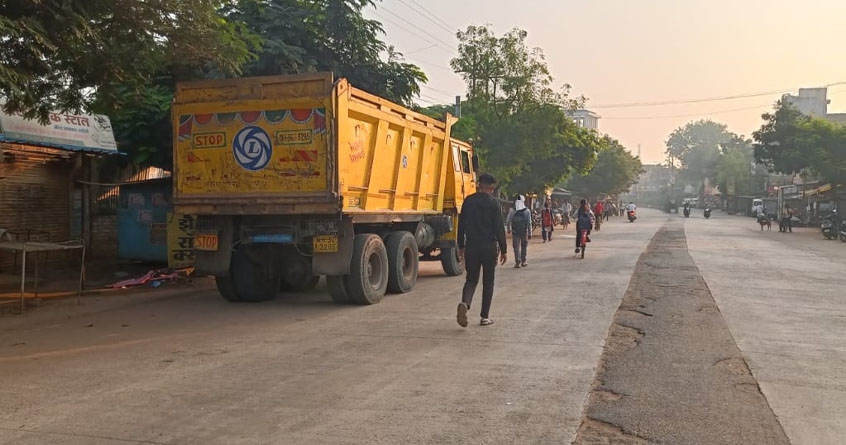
0, 105, 117, 152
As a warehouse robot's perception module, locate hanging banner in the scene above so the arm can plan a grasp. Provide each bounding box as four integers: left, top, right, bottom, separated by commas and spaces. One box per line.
0, 103, 117, 151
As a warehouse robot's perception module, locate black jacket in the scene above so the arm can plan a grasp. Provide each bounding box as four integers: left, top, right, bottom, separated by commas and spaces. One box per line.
457, 192, 507, 253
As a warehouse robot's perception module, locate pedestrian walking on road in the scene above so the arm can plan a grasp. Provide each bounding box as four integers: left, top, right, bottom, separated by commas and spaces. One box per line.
456, 173, 507, 328
506, 194, 531, 268
541, 201, 555, 242
561, 200, 572, 229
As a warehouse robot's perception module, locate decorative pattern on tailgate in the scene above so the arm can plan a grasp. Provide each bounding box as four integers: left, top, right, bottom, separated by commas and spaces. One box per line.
176, 109, 328, 195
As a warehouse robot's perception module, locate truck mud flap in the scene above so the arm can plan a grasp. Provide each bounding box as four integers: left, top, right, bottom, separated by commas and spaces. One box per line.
195, 217, 235, 276
312, 218, 354, 276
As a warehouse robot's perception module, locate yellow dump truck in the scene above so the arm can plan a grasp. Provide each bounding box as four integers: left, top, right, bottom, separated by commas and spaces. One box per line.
172, 73, 479, 303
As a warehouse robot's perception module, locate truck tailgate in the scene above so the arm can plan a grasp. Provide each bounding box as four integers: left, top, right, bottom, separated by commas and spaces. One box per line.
173, 74, 336, 212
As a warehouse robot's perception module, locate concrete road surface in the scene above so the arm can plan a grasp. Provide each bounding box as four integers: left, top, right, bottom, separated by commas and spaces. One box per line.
0, 211, 663, 445
686, 211, 846, 445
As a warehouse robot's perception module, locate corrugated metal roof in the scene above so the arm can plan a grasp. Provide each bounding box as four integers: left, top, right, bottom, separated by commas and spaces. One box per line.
0, 134, 123, 155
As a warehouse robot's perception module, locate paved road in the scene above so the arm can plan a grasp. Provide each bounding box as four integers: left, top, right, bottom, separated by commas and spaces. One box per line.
686, 211, 846, 445
0, 211, 663, 445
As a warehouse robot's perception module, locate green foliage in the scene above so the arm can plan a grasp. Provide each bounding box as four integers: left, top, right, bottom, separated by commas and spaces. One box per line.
417, 104, 477, 142
0, 0, 251, 122
225, 0, 426, 106
755, 102, 846, 185
565, 137, 643, 198
666, 119, 755, 196
4, 0, 430, 167
92, 78, 176, 168
753, 101, 812, 175
447, 25, 595, 194
666, 120, 733, 182
716, 143, 764, 197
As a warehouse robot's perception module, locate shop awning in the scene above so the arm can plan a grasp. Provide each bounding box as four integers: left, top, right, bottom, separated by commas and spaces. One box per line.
0, 135, 120, 155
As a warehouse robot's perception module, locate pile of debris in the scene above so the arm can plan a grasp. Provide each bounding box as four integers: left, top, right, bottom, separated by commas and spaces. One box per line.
107, 267, 195, 289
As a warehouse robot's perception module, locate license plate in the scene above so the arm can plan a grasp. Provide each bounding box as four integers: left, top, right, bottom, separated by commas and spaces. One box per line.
313, 235, 339, 253
195, 234, 219, 251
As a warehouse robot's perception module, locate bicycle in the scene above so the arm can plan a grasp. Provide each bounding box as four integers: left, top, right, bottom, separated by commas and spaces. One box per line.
577, 229, 588, 259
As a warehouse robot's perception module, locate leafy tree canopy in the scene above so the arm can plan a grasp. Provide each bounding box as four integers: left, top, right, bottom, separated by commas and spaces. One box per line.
753, 100, 812, 175
446, 24, 596, 194
1, 0, 430, 167
665, 119, 752, 196
565, 136, 643, 198
754, 101, 846, 185
0, 0, 252, 121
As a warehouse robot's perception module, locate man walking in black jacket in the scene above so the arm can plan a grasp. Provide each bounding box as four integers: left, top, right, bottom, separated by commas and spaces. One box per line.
456, 173, 507, 327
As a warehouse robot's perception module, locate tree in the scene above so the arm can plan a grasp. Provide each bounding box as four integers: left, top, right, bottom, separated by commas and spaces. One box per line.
753, 100, 812, 175
225, 0, 427, 106
95, 0, 428, 166
566, 137, 643, 197
666, 119, 743, 195
417, 104, 477, 142
0, 0, 252, 121
448, 25, 596, 194
716, 142, 764, 197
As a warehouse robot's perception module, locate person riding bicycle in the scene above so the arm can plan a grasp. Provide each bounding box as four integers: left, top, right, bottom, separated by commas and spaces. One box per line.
593, 200, 604, 231
575, 199, 595, 254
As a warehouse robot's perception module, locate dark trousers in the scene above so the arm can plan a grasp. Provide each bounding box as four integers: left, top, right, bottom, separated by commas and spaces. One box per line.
462, 242, 498, 319
541, 226, 553, 241
512, 232, 528, 264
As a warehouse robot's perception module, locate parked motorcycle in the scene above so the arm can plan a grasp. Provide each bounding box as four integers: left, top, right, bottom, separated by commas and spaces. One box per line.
822, 210, 838, 240
531, 210, 541, 232
704, 207, 711, 219
627, 210, 637, 222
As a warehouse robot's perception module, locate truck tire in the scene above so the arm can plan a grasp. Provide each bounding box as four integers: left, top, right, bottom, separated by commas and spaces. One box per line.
280, 254, 319, 292
230, 247, 280, 302
386, 231, 419, 294
348, 234, 389, 305
440, 247, 465, 277
215, 275, 241, 302
327, 275, 351, 304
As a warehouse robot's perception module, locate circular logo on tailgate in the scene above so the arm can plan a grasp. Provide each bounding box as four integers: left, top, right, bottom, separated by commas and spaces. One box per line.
233, 126, 272, 171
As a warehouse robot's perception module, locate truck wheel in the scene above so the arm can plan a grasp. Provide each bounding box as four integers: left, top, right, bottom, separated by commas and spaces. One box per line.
327, 275, 351, 304
348, 234, 388, 305
280, 254, 319, 292
386, 231, 419, 294
215, 275, 241, 302
230, 247, 280, 302
440, 247, 465, 277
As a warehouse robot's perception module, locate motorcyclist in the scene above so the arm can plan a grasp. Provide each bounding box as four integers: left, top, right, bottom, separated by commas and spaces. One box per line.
575, 199, 595, 254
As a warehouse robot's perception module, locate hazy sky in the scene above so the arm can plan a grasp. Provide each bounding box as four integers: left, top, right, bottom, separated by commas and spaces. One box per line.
366, 0, 846, 164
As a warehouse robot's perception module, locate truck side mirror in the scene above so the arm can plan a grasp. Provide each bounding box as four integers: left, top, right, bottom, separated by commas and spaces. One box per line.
471, 154, 480, 172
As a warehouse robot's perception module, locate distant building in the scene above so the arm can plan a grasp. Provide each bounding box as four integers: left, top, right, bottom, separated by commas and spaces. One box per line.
569, 109, 600, 130
782, 88, 830, 117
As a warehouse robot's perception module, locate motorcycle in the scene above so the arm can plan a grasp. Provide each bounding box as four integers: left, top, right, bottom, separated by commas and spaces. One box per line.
627, 210, 637, 222
553, 209, 563, 227
704, 207, 711, 219
683, 205, 691, 218
822, 211, 838, 240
